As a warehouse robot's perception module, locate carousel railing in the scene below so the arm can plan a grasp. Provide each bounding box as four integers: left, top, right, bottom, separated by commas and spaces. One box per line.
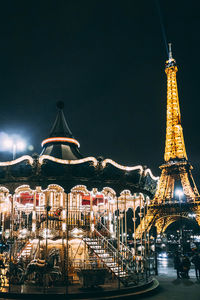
33, 239, 40, 259
84, 228, 140, 286
95, 221, 135, 260
94, 228, 136, 273
71, 259, 105, 270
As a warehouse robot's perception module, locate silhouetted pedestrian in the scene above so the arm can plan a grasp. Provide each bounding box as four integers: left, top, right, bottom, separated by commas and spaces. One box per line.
174, 252, 181, 279
182, 255, 191, 278
191, 252, 200, 280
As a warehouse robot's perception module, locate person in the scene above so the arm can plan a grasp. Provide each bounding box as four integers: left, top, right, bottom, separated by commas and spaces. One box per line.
191, 252, 200, 280
0, 255, 5, 269
174, 252, 181, 279
182, 255, 191, 279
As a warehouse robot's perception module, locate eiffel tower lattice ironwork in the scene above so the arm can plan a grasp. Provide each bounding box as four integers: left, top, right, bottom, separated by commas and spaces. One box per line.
136, 44, 200, 237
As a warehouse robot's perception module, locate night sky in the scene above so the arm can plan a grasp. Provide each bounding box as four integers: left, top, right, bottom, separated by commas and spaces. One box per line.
0, 1, 200, 182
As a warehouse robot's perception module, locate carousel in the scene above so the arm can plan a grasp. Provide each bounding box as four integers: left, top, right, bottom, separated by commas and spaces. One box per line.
0, 102, 158, 294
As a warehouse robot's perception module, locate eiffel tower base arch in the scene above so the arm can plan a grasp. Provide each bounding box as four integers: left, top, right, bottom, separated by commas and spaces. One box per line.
154, 215, 200, 235
135, 202, 200, 238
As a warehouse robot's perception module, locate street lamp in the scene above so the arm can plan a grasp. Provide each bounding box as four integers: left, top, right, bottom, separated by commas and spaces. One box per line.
2, 135, 26, 159
175, 189, 184, 203
175, 189, 184, 253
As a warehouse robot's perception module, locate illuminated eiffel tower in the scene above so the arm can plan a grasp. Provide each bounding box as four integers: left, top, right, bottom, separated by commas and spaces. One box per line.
136, 44, 200, 236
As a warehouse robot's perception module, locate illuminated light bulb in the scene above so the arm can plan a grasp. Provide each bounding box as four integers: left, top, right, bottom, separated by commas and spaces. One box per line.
16, 140, 26, 151
3, 138, 13, 149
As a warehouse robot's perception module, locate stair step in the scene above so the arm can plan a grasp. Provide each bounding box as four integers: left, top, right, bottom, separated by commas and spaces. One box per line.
106, 263, 117, 267
116, 272, 126, 275
18, 242, 33, 258
111, 267, 123, 271
102, 257, 114, 261
84, 234, 133, 283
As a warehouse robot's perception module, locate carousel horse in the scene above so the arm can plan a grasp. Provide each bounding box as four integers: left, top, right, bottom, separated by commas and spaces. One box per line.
6, 259, 24, 284
40, 208, 63, 222
24, 248, 61, 285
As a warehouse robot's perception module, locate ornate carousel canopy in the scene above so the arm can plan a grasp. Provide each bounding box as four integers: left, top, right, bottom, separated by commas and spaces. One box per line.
0, 154, 158, 196
0, 102, 159, 196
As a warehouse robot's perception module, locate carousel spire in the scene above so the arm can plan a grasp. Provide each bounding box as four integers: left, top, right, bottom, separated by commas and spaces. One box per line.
49, 101, 73, 138
40, 102, 82, 160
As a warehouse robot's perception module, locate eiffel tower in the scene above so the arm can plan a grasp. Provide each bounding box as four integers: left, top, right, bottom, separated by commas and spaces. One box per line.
136, 44, 200, 236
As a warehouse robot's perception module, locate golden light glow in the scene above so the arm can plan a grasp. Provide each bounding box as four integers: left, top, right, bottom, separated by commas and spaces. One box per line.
102, 159, 143, 173
46, 184, 64, 192
41, 137, 80, 148
39, 155, 98, 166
136, 51, 200, 238
15, 185, 33, 194
144, 168, 159, 181
0, 187, 9, 193
153, 57, 199, 204
164, 64, 187, 162
0, 155, 33, 166
102, 187, 116, 197
71, 185, 89, 194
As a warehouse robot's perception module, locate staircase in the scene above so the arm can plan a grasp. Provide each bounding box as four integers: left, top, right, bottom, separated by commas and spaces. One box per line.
18, 240, 33, 259
83, 229, 138, 286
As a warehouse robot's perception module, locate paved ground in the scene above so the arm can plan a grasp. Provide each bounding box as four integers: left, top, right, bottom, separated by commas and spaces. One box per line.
137, 258, 200, 300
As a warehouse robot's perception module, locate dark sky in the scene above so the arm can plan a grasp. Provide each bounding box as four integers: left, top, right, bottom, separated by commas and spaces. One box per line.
0, 0, 200, 181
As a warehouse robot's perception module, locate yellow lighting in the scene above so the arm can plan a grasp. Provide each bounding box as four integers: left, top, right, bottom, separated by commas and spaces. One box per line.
0, 155, 33, 166
102, 159, 144, 172
39, 155, 98, 166
32, 223, 36, 232
144, 168, 159, 181
152, 49, 199, 206
41, 137, 80, 148
164, 64, 187, 161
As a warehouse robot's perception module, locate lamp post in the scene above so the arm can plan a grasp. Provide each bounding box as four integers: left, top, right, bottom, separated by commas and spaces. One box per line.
116, 195, 120, 290
175, 189, 184, 254
43, 200, 51, 293
2, 135, 26, 160
45, 204, 51, 255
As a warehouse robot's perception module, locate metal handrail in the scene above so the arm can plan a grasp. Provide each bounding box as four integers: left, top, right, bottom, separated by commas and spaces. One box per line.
95, 221, 133, 258
93, 228, 118, 255
94, 222, 150, 279
33, 239, 40, 259
93, 228, 135, 275
84, 231, 145, 286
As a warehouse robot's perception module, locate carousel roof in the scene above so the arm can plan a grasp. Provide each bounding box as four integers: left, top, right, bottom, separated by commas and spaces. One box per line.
40, 101, 82, 160
0, 155, 159, 196
49, 101, 73, 138
0, 102, 159, 195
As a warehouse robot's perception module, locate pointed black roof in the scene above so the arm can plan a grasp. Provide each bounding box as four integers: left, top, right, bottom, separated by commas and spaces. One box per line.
49, 101, 73, 138
40, 102, 82, 160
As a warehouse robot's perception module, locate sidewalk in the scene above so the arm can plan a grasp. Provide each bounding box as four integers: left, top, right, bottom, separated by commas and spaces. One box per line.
136, 258, 200, 300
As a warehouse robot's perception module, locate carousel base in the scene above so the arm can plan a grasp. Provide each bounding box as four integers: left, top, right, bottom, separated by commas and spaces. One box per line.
0, 278, 159, 299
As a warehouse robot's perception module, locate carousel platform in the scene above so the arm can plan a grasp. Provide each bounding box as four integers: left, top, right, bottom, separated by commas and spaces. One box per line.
0, 278, 159, 299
